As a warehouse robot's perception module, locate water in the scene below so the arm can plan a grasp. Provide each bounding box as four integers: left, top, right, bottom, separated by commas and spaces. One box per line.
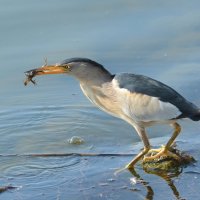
1, 0, 200, 199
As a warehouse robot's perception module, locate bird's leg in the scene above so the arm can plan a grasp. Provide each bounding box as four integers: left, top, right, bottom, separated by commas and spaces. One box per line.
126, 127, 150, 169
143, 122, 181, 162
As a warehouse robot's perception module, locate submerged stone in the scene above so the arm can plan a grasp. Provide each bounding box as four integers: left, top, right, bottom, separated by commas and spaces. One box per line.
68, 136, 85, 145
142, 147, 196, 172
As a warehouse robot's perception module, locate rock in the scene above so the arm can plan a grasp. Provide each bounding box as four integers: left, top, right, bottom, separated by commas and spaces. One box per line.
142, 147, 196, 172
68, 136, 85, 145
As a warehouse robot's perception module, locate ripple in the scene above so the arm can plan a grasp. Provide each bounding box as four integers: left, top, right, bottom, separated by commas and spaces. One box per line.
1, 155, 88, 190
0, 105, 99, 154
3, 156, 87, 177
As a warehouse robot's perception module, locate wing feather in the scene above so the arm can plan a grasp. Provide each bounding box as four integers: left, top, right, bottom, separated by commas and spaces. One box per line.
113, 73, 198, 119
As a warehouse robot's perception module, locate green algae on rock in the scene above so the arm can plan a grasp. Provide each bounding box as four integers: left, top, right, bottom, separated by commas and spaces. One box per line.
142, 147, 196, 172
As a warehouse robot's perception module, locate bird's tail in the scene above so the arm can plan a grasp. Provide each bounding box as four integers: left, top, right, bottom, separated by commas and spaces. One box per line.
191, 109, 200, 121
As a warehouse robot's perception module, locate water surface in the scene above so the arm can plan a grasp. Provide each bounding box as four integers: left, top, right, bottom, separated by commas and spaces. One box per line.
0, 0, 200, 199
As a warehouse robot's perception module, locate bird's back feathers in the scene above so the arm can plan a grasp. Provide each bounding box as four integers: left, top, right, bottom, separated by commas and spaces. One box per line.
114, 73, 199, 121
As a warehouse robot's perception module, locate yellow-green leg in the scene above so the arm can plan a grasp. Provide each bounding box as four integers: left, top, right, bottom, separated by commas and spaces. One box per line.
126, 126, 150, 169
143, 122, 181, 162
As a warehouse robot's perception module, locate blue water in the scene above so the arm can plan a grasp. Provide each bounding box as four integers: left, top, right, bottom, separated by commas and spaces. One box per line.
0, 0, 200, 199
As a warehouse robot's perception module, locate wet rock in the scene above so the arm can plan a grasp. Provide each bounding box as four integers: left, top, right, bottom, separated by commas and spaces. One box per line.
0, 185, 18, 193
142, 147, 196, 172
68, 136, 85, 145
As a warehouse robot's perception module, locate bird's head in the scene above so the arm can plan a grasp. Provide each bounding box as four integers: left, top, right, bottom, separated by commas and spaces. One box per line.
24, 58, 112, 85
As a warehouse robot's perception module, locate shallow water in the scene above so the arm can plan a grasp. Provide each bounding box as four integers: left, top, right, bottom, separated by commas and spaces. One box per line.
1, 0, 200, 199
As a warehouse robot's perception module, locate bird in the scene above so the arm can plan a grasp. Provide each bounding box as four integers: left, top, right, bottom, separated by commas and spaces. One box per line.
25, 58, 200, 169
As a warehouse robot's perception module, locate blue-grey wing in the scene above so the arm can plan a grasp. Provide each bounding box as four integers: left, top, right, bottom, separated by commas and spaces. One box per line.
114, 73, 199, 119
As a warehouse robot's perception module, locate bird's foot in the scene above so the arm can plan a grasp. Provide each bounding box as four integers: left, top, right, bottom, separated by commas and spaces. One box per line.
143, 146, 181, 163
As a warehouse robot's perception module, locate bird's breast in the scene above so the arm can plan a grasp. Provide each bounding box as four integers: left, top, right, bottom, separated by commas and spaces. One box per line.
80, 83, 123, 118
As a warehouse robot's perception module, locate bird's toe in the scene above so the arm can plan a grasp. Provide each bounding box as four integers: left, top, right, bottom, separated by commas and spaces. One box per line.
143, 147, 181, 163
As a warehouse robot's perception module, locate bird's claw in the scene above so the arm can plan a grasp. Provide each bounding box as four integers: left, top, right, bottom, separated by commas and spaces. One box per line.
143, 146, 181, 162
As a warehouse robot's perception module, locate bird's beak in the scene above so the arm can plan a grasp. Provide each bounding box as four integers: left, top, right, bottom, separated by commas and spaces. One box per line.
24, 64, 69, 86
25, 64, 68, 76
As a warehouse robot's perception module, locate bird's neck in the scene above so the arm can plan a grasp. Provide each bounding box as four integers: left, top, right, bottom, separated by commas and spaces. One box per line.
77, 72, 113, 86
79, 70, 113, 98
79, 78, 123, 118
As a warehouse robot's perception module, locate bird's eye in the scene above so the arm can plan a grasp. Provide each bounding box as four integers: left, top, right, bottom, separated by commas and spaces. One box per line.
64, 65, 71, 70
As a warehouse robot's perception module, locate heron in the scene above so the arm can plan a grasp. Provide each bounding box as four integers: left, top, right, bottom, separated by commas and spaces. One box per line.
25, 58, 200, 169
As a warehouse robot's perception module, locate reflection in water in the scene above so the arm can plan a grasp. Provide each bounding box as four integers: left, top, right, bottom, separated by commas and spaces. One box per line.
129, 168, 154, 200
144, 167, 183, 200
128, 167, 185, 200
